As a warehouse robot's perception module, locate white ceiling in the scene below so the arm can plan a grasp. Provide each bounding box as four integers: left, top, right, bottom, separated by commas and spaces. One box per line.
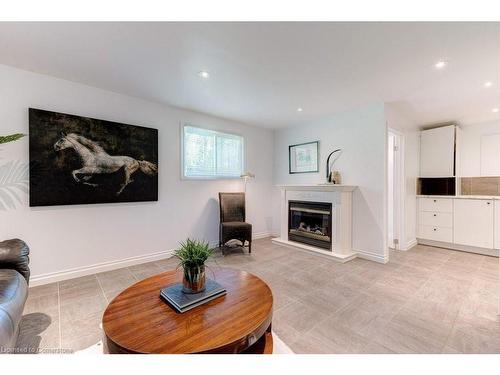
1, 22, 500, 129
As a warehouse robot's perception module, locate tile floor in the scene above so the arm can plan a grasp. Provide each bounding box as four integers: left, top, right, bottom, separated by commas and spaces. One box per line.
16, 238, 500, 354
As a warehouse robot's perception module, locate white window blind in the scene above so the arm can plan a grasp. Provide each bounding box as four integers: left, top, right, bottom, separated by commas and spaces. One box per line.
183, 125, 244, 178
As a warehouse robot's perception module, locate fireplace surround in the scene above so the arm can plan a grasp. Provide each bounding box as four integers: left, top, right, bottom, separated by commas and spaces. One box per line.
272, 184, 357, 262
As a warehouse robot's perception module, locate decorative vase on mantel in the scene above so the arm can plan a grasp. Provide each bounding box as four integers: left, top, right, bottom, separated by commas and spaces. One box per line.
174, 238, 213, 294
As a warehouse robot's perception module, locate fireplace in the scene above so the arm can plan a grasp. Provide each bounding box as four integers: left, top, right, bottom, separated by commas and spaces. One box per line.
288, 200, 332, 250
273, 185, 356, 262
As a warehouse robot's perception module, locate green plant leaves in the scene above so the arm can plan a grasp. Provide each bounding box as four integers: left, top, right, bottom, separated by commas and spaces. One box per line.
174, 238, 213, 268
0, 133, 25, 145
0, 160, 29, 210
0, 134, 28, 209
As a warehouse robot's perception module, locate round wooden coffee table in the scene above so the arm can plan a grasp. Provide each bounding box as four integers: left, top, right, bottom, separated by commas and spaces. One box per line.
102, 267, 273, 354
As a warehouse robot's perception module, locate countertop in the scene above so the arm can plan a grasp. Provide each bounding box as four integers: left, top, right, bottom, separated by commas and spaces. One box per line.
417, 195, 500, 200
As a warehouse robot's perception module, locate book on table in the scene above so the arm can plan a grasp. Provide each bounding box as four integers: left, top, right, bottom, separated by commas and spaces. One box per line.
160, 279, 226, 313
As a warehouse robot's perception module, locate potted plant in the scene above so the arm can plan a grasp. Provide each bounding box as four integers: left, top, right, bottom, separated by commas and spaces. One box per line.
174, 239, 213, 294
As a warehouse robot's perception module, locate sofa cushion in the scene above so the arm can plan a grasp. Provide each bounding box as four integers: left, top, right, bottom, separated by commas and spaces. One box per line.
0, 269, 28, 349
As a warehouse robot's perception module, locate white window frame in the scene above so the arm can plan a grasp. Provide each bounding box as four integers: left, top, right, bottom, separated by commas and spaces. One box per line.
180, 123, 246, 180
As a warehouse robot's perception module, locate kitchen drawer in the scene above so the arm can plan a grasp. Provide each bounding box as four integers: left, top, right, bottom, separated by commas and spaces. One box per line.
419, 211, 453, 228
418, 225, 453, 242
418, 197, 453, 213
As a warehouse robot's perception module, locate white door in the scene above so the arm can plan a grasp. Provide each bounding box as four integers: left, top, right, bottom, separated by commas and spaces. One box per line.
388, 130, 402, 250
388, 133, 395, 248
420, 125, 455, 177
454, 199, 494, 249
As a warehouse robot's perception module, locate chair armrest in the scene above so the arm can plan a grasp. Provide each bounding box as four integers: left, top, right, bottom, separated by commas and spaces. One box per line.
0, 239, 30, 284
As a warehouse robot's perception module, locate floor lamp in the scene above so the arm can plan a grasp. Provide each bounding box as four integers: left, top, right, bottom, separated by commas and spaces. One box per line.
240, 172, 255, 192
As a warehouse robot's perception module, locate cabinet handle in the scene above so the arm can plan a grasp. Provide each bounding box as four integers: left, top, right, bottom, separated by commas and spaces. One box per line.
433, 228, 437, 231
433, 214, 437, 217
433, 200, 437, 202
487, 202, 491, 205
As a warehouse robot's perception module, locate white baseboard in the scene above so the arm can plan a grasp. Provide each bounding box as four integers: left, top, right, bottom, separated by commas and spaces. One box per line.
400, 238, 417, 251
355, 249, 389, 264
253, 231, 273, 240
30, 232, 273, 287
417, 238, 499, 257
30, 249, 175, 287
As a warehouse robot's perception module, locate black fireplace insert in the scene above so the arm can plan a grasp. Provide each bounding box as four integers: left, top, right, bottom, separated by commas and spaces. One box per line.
288, 200, 332, 250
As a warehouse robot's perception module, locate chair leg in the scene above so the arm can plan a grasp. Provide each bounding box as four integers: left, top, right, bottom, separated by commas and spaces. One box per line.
248, 240, 252, 253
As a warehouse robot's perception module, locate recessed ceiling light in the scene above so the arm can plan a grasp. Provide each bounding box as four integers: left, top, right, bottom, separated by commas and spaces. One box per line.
492, 108, 499, 113
434, 60, 447, 69
297, 107, 303, 112
484, 81, 493, 88
198, 71, 210, 79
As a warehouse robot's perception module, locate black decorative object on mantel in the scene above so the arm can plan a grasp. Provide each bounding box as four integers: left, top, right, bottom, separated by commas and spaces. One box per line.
326, 149, 342, 183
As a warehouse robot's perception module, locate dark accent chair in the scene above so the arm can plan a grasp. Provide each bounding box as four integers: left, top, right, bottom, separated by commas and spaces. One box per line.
219, 192, 252, 253
0, 239, 30, 351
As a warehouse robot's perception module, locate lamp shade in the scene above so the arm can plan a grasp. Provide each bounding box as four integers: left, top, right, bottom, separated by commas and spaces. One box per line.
240, 172, 255, 179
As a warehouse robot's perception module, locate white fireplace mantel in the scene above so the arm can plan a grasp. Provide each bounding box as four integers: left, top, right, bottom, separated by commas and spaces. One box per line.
275, 184, 357, 192
272, 184, 357, 262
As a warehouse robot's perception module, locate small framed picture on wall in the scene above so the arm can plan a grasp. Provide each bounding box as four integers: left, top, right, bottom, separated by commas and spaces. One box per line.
289, 141, 319, 174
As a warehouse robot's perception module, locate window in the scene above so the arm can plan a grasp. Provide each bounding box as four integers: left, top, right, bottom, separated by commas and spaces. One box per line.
182, 125, 244, 179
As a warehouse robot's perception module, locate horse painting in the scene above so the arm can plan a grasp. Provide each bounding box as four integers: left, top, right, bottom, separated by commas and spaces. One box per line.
53, 132, 158, 195
29, 108, 158, 206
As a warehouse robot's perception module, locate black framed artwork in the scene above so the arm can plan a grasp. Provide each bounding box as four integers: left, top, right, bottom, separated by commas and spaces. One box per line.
29, 108, 158, 207
289, 141, 319, 174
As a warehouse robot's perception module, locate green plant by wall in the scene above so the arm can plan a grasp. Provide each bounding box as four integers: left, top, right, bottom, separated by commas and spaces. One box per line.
0, 133, 28, 210
0, 133, 25, 145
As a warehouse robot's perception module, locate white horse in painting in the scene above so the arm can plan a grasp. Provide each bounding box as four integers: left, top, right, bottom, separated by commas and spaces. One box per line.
54, 132, 157, 195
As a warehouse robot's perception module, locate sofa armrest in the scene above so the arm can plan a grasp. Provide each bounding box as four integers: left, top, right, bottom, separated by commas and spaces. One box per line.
0, 239, 30, 284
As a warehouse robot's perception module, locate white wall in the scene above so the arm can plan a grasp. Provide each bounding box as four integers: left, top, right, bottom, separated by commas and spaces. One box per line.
385, 104, 419, 250
273, 104, 388, 262
0, 64, 275, 283
460, 120, 500, 177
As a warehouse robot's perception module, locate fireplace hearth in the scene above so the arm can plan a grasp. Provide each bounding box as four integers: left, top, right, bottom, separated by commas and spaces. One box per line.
288, 200, 332, 250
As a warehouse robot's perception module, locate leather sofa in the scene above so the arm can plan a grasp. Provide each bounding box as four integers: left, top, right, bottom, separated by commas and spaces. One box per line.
0, 239, 30, 352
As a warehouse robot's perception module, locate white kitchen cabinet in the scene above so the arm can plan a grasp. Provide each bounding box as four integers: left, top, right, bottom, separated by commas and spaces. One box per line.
480, 134, 500, 176
494, 201, 500, 250
454, 199, 494, 249
420, 125, 456, 177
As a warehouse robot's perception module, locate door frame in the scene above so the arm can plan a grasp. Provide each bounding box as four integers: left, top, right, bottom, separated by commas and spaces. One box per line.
388, 128, 405, 251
